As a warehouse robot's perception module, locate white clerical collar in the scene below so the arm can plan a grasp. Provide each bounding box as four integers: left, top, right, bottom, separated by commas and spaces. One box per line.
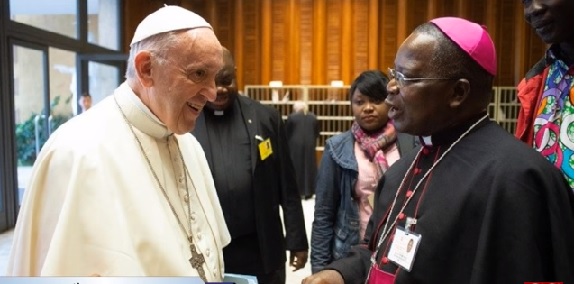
213, 110, 224, 116
420, 135, 433, 146
114, 82, 172, 139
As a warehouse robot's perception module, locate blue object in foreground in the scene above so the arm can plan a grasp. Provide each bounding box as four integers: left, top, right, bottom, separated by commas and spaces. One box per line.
0, 277, 205, 284
223, 273, 258, 284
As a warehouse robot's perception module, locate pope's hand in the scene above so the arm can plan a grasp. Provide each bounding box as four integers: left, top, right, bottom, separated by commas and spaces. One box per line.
290, 250, 308, 271
301, 270, 345, 284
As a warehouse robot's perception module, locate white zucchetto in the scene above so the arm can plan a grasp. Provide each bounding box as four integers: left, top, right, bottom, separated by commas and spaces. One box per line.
130, 5, 213, 46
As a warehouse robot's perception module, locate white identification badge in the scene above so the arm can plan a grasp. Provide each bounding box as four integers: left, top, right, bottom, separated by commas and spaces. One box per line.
387, 226, 421, 271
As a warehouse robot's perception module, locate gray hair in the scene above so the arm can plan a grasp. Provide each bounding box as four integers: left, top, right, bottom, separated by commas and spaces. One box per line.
293, 100, 308, 114
125, 31, 185, 79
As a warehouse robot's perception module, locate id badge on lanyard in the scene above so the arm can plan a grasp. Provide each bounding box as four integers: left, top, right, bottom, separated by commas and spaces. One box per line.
387, 225, 421, 272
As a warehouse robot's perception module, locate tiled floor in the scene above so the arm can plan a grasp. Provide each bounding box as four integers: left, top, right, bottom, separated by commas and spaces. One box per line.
0, 198, 315, 283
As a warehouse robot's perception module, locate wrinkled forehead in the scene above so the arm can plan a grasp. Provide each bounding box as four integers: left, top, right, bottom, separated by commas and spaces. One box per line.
178, 28, 223, 69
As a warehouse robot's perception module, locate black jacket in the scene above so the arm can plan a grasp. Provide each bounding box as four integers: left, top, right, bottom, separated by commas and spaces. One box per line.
193, 95, 309, 273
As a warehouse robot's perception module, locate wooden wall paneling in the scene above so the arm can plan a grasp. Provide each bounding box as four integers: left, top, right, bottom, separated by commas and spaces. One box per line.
299, 0, 314, 85
493, 0, 517, 85
514, 3, 528, 85
379, 0, 398, 71
465, 0, 487, 24
448, 0, 459, 16
484, 0, 498, 83
326, 0, 342, 84
209, 0, 234, 50
434, 0, 458, 18
207, 1, 217, 27
183, 1, 208, 20
484, 0, 497, 43
312, 0, 327, 85
271, 0, 285, 82
287, 0, 301, 86
243, 0, 260, 86
367, 0, 379, 70
426, 0, 436, 21
405, 0, 429, 35
351, 0, 369, 77
120, 0, 546, 88
260, 0, 272, 84
396, 0, 407, 48
234, 0, 245, 90
123, 0, 165, 51
457, 0, 468, 17
341, 0, 353, 84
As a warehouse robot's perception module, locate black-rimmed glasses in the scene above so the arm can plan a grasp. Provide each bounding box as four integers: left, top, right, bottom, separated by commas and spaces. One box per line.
388, 68, 456, 88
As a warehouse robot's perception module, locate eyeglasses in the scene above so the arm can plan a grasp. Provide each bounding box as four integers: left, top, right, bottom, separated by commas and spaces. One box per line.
388, 68, 456, 88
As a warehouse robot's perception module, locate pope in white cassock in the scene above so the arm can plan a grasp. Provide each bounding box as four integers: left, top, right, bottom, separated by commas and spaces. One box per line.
6, 6, 231, 281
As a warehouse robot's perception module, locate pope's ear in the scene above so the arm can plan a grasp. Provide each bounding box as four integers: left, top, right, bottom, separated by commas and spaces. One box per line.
449, 78, 470, 108
134, 50, 154, 87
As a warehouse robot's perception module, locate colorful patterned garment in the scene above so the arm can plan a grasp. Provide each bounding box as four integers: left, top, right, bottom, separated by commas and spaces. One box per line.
533, 49, 574, 188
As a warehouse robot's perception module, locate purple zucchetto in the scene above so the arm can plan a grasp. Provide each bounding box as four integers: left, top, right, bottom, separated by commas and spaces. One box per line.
430, 17, 497, 76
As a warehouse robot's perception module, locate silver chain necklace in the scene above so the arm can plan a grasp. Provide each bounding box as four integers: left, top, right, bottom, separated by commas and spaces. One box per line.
370, 114, 488, 265
113, 97, 207, 281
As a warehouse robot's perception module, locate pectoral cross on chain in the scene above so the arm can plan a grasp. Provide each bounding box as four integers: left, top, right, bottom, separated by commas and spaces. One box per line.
188, 236, 206, 281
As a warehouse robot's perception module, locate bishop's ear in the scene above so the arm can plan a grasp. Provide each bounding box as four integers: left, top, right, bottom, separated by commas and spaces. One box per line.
449, 78, 470, 108
134, 50, 154, 87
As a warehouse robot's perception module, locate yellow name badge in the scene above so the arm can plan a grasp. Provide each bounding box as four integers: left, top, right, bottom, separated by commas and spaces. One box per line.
258, 138, 273, 160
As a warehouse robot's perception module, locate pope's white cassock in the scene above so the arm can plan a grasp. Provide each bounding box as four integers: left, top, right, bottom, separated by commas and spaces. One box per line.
6, 82, 231, 280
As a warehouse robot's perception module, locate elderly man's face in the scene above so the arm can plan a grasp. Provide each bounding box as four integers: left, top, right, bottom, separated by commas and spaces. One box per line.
523, 0, 573, 44
385, 33, 457, 136
149, 28, 223, 134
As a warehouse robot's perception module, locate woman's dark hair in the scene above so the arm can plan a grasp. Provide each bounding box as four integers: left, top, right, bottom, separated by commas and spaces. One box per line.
349, 70, 390, 101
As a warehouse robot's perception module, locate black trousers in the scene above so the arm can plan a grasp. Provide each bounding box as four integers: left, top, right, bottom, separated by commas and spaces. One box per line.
255, 267, 286, 284
224, 233, 286, 284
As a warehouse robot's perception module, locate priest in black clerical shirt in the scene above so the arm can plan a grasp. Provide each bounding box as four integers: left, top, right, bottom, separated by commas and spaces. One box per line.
192, 47, 309, 284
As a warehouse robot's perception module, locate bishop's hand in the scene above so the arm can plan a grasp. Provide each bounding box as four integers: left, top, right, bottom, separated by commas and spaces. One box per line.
301, 270, 345, 284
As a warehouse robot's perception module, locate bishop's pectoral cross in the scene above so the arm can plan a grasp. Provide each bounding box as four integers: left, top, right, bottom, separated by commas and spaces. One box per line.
188, 236, 207, 281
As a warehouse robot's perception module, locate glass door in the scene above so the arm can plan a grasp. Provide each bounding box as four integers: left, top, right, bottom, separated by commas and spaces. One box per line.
76, 54, 126, 114
11, 41, 50, 207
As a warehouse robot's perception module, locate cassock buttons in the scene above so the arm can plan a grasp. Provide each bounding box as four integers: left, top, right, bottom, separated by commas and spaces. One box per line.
405, 190, 413, 198
190, 212, 197, 222
205, 249, 211, 257
422, 147, 431, 155
381, 257, 389, 264
197, 233, 202, 241
398, 213, 406, 220
413, 168, 421, 175
178, 176, 184, 183
184, 195, 189, 203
